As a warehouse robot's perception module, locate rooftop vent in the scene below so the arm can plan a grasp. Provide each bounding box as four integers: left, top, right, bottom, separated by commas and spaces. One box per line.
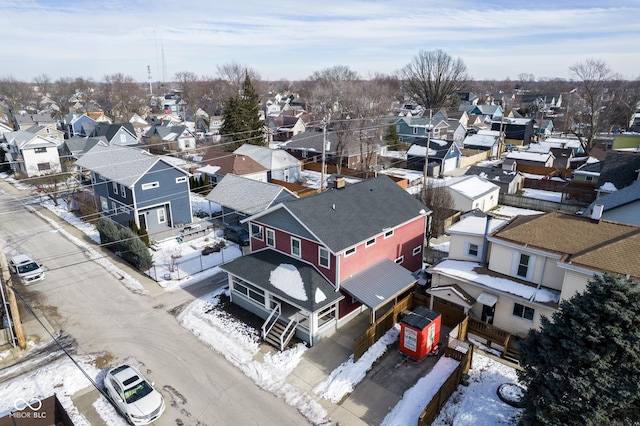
591, 204, 604, 223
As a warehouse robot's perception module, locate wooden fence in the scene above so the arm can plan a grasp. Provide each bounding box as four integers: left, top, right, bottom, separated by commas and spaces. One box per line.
353, 292, 427, 361
417, 341, 474, 425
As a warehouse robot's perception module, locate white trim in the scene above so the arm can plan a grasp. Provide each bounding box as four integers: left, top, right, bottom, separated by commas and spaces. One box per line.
395, 255, 404, 264
291, 237, 301, 258
384, 229, 394, 239
176, 176, 187, 183
412, 245, 421, 256
266, 228, 275, 247
344, 247, 356, 257
157, 207, 166, 224
251, 224, 264, 241
141, 181, 159, 190
318, 246, 330, 269
365, 237, 376, 247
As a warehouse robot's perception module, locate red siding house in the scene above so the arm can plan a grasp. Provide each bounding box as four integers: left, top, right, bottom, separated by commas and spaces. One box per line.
219, 176, 431, 348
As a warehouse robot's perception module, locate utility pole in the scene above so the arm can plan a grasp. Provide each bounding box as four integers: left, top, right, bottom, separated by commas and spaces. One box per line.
321, 114, 330, 191
0, 240, 26, 349
422, 109, 432, 198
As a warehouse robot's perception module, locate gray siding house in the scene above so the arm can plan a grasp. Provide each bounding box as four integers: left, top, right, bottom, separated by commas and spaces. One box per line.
75, 144, 192, 233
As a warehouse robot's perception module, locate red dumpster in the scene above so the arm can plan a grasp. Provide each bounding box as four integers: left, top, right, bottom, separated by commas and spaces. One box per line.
399, 305, 441, 361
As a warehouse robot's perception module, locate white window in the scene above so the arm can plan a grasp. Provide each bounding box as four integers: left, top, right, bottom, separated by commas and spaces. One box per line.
395, 255, 404, 264
467, 243, 479, 257
120, 184, 126, 197
319, 247, 330, 268
142, 182, 159, 190
157, 208, 166, 223
233, 277, 265, 305
266, 229, 275, 247
291, 237, 301, 257
37, 163, 51, 171
366, 237, 376, 247
251, 224, 263, 241
384, 229, 394, 239
345, 247, 356, 257
34, 147, 47, 153
100, 196, 108, 211
176, 176, 187, 184
413, 127, 418, 134
317, 304, 336, 328
585, 176, 593, 182
112, 182, 118, 195
413, 246, 421, 256
119, 133, 127, 143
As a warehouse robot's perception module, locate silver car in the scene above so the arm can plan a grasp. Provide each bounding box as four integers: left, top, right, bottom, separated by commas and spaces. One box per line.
9, 254, 45, 284
104, 364, 165, 425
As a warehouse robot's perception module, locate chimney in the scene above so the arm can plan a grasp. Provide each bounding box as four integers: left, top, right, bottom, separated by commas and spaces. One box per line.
591, 204, 604, 223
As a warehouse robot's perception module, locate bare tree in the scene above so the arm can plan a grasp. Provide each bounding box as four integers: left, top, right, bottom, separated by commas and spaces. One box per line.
33, 74, 52, 109
0, 76, 33, 112
97, 73, 148, 121
569, 59, 613, 154
420, 180, 453, 242
217, 62, 262, 98
401, 49, 469, 110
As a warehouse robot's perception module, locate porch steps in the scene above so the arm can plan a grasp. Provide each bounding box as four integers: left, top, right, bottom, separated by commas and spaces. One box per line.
504, 346, 520, 364
264, 319, 294, 351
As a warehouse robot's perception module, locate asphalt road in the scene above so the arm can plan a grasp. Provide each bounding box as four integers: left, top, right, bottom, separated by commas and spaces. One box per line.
0, 183, 307, 426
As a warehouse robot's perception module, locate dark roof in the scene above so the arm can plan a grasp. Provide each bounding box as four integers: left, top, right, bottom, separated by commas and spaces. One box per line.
464, 165, 522, 184
278, 175, 429, 252
90, 122, 136, 141
598, 152, 640, 191
401, 305, 440, 329
584, 179, 640, 215
218, 249, 343, 311
284, 129, 382, 156
408, 138, 457, 161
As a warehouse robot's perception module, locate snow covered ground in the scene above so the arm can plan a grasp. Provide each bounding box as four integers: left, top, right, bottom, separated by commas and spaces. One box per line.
0, 180, 523, 425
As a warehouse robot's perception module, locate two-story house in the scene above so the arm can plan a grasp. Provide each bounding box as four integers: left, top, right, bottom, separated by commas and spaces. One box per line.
2, 130, 62, 177
219, 176, 430, 348
428, 211, 640, 338
75, 144, 192, 234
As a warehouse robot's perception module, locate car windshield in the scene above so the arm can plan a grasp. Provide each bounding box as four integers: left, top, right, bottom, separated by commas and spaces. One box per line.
123, 380, 154, 404
17, 262, 40, 274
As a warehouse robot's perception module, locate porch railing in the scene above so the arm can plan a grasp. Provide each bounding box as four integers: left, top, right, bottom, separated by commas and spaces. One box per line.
262, 302, 281, 339
279, 313, 300, 351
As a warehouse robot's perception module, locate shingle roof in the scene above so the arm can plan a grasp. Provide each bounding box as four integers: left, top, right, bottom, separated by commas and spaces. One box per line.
201, 149, 267, 176
491, 211, 640, 279
75, 144, 163, 187
597, 152, 640, 191
234, 144, 300, 170
584, 179, 640, 215
465, 166, 521, 184
276, 175, 429, 253
219, 249, 343, 311
205, 174, 297, 215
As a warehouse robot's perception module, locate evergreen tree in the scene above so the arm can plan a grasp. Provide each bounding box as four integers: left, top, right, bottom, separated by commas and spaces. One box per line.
384, 123, 401, 151
220, 73, 265, 151
517, 273, 640, 426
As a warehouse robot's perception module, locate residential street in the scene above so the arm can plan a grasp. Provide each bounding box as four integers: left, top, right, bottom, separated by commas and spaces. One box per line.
0, 183, 307, 425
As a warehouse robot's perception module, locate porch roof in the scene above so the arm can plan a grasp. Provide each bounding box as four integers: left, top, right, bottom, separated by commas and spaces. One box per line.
218, 249, 343, 312
340, 259, 417, 312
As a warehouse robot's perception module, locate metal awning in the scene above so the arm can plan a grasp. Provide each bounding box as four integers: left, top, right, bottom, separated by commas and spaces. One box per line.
426, 284, 476, 309
341, 259, 417, 313
477, 292, 499, 307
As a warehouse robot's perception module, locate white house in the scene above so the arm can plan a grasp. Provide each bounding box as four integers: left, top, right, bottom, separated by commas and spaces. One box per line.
233, 144, 302, 183
428, 211, 640, 338
441, 175, 500, 212
2, 130, 62, 177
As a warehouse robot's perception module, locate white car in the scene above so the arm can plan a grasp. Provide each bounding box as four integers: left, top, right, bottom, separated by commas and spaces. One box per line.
104, 364, 165, 425
9, 254, 45, 284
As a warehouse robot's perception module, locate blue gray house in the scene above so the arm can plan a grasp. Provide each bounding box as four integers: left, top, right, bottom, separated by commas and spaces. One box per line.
75, 144, 192, 233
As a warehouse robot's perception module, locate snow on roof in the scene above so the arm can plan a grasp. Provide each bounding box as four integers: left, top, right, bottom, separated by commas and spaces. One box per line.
445, 176, 499, 198
430, 259, 560, 303
447, 216, 507, 236
269, 263, 308, 301
315, 287, 327, 303
598, 181, 618, 192
196, 165, 221, 174
506, 151, 552, 161
407, 144, 437, 157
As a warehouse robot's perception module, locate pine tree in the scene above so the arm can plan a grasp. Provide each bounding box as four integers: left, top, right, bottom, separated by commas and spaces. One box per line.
384, 123, 401, 151
517, 273, 640, 426
220, 73, 265, 151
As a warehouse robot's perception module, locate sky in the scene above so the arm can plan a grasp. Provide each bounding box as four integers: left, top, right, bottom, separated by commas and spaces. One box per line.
0, 173, 529, 424
2, 0, 639, 83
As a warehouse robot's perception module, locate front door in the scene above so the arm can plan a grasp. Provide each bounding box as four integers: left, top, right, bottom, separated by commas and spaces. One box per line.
481, 304, 495, 324
138, 213, 147, 230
